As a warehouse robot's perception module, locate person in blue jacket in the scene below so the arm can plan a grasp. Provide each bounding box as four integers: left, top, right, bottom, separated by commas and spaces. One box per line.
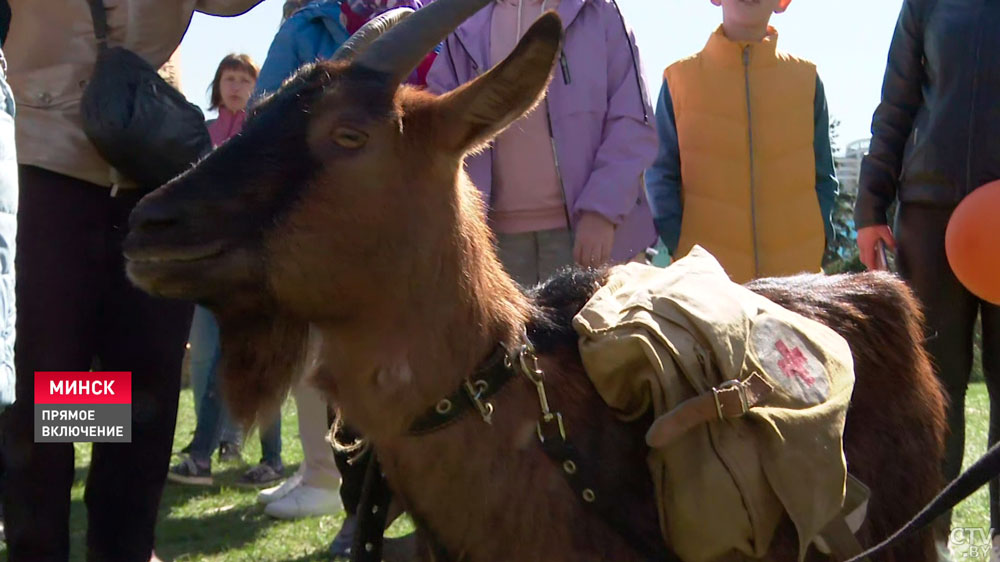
254, 0, 351, 96
0, 2, 14, 416
0, 4, 17, 537
256, 0, 433, 97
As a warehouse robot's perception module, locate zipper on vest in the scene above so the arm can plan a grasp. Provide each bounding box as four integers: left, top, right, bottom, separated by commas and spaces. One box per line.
743, 45, 760, 278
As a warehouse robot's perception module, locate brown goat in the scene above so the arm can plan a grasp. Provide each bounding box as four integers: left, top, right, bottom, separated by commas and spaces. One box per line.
123, 2, 947, 560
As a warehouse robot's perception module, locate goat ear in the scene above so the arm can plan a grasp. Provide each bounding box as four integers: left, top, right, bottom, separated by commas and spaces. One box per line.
433, 12, 563, 153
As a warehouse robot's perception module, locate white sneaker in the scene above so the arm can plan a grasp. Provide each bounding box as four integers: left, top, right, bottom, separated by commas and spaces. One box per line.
257, 468, 304, 505
264, 484, 342, 519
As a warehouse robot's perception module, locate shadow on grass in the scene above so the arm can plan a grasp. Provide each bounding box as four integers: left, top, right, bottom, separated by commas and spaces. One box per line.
154, 464, 306, 560
65, 482, 263, 561
154, 502, 270, 560
279, 554, 335, 562
65, 462, 311, 561
156, 501, 333, 562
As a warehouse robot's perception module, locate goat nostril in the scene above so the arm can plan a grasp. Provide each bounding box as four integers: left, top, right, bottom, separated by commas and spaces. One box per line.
128, 204, 183, 234
140, 216, 180, 232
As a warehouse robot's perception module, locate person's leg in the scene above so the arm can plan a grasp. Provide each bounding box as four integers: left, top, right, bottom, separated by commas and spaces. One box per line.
329, 423, 369, 557
187, 306, 217, 422
536, 228, 574, 281
84, 188, 193, 561
187, 307, 225, 463
332, 423, 366, 515
260, 417, 284, 468
189, 385, 224, 463
264, 382, 340, 518
238, 417, 284, 487
894, 203, 979, 533
981, 302, 1000, 529
218, 408, 242, 452
495, 231, 540, 288
2, 166, 104, 561
186, 305, 241, 459
294, 382, 339, 489
214, 377, 242, 460
260, 417, 282, 467
167, 367, 226, 484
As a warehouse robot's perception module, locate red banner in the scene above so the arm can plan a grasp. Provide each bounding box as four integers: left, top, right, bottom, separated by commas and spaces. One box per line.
34, 372, 132, 404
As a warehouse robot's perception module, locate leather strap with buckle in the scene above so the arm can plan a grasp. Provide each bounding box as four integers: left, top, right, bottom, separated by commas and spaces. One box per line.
408, 346, 516, 435
401, 333, 683, 561
645, 372, 774, 449
519, 336, 681, 562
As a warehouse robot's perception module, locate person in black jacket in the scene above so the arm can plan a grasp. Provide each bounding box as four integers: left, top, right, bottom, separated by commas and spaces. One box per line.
0, 1, 9, 45
855, 0, 1000, 543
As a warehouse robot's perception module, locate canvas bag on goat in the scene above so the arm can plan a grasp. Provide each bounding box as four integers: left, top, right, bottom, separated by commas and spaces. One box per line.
572, 246, 855, 562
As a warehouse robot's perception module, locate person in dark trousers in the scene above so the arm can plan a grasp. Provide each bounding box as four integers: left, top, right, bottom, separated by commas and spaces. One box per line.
854, 0, 1000, 553
0, 1, 263, 560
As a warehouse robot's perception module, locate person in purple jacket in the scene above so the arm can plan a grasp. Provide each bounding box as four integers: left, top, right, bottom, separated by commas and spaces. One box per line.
426, 0, 657, 287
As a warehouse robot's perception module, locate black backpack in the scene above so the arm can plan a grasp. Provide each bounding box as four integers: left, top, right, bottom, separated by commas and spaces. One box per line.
80, 0, 212, 191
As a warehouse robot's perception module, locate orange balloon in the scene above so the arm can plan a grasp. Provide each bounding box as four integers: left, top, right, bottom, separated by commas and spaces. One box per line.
946, 179, 1000, 304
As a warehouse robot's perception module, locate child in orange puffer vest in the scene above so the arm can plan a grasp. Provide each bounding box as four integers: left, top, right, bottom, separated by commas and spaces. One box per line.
645, 0, 838, 283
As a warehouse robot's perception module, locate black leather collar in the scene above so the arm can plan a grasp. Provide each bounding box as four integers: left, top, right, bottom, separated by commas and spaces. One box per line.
408, 345, 517, 435
358, 338, 681, 562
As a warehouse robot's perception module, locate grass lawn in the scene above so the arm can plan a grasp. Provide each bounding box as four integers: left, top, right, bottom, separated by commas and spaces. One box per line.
952, 381, 992, 561
1, 382, 992, 561
53, 389, 411, 562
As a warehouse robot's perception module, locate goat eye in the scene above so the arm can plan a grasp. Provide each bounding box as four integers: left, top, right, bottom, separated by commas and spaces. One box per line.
333, 127, 368, 149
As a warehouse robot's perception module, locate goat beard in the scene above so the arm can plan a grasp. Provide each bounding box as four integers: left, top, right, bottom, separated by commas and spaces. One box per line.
214, 311, 311, 431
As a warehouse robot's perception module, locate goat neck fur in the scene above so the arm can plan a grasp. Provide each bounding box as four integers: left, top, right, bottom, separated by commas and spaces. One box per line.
300, 165, 534, 438
267, 18, 565, 439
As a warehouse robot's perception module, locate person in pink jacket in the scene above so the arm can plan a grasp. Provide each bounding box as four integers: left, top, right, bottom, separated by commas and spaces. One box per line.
426, 0, 657, 287
206, 54, 256, 148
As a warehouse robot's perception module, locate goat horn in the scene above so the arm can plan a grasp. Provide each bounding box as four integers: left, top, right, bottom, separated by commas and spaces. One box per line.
352, 0, 492, 87
330, 7, 414, 63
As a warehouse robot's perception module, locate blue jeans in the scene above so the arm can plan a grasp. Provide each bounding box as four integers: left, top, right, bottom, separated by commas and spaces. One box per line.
188, 305, 282, 465
0, 49, 16, 411
188, 305, 240, 444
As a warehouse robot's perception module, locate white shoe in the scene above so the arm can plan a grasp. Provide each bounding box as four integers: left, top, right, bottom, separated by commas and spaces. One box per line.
264, 484, 342, 519
257, 468, 304, 505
